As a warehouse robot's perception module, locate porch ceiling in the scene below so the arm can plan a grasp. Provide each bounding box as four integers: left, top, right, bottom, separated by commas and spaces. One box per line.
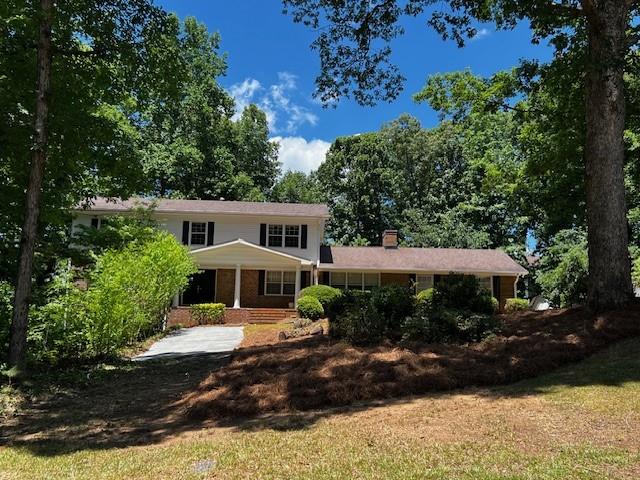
190, 239, 313, 269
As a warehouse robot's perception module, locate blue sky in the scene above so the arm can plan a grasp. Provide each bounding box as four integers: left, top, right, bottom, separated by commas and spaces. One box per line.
157, 0, 552, 173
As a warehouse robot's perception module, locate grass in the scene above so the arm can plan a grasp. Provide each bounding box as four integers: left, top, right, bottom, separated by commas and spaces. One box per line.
1, 337, 639, 479
1, 310, 639, 479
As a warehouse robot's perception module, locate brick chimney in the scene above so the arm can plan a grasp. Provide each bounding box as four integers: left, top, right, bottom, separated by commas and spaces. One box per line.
382, 230, 398, 249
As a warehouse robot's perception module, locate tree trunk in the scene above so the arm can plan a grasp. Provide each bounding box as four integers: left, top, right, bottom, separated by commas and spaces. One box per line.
8, 0, 54, 369
583, 1, 633, 311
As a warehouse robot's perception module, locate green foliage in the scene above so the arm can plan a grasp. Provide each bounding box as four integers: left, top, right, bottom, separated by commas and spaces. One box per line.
29, 232, 197, 364
370, 285, 415, 339
537, 229, 588, 307
432, 274, 486, 312
401, 303, 499, 344
191, 303, 225, 325
299, 285, 343, 314
0, 282, 13, 359
416, 288, 435, 306
329, 291, 385, 345
296, 296, 324, 321
632, 256, 640, 288
472, 295, 500, 315
271, 171, 323, 204
504, 298, 529, 313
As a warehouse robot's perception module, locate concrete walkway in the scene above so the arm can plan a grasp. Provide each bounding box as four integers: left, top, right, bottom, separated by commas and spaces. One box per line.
134, 326, 244, 361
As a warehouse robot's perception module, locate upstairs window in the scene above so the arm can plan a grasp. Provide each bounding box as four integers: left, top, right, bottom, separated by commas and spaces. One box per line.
268, 224, 300, 248
268, 224, 283, 247
190, 222, 206, 245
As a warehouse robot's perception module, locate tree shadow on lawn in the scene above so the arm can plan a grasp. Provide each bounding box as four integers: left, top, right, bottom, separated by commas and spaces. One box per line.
2, 305, 640, 457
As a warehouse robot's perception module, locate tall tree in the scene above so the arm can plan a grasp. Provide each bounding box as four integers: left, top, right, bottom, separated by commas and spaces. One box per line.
2, 0, 181, 369
283, 0, 636, 311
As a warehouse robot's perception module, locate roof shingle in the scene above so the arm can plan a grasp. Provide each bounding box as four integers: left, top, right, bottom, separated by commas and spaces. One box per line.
320, 246, 528, 275
77, 197, 330, 218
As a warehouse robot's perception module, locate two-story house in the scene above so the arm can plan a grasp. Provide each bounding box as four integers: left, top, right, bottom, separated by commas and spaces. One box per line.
73, 197, 527, 322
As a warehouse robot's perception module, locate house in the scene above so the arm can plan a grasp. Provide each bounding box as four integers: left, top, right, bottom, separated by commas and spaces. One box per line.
73, 197, 527, 322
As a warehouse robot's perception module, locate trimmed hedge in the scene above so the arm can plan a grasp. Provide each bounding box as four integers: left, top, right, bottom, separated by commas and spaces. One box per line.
297, 296, 324, 320
504, 298, 529, 312
299, 285, 342, 309
191, 303, 226, 325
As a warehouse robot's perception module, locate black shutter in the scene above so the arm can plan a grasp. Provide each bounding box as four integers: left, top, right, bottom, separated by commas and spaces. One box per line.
321, 271, 330, 285
182, 221, 190, 245
301, 225, 308, 249
301, 271, 310, 289
91, 218, 99, 229
207, 222, 215, 246
492, 276, 501, 299
434, 274, 442, 286
409, 273, 416, 291
260, 223, 267, 246
258, 270, 265, 295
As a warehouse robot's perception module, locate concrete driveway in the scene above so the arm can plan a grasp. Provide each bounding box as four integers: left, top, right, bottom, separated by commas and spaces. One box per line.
134, 326, 244, 361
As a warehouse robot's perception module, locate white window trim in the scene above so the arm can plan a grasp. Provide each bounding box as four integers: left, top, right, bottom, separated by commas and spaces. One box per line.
329, 271, 380, 291
476, 274, 494, 296
267, 223, 301, 248
264, 270, 296, 296
189, 221, 208, 246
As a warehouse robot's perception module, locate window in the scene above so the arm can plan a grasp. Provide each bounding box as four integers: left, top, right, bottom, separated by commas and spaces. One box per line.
477, 275, 493, 294
285, 225, 300, 247
415, 274, 434, 293
268, 224, 300, 248
190, 222, 206, 245
265, 271, 297, 296
268, 224, 283, 247
329, 271, 379, 291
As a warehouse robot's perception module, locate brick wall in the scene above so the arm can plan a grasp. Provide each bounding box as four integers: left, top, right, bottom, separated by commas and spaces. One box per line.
241, 269, 294, 308
216, 269, 235, 306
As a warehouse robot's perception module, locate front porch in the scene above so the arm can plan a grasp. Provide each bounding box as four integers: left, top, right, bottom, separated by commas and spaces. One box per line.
173, 239, 315, 311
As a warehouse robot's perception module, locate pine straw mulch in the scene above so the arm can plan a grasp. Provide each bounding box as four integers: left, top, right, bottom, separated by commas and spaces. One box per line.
180, 304, 640, 419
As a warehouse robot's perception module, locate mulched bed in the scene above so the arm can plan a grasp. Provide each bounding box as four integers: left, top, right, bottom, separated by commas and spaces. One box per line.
180, 304, 640, 419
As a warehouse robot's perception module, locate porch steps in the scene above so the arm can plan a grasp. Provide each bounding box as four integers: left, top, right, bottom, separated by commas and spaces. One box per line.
247, 308, 297, 324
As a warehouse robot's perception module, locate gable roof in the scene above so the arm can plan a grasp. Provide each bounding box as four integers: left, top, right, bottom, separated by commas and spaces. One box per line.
320, 246, 528, 275
76, 197, 330, 218
190, 239, 313, 266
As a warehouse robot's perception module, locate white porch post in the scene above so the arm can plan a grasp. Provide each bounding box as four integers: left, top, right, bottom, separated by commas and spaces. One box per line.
172, 294, 179, 307
294, 265, 301, 306
233, 264, 241, 308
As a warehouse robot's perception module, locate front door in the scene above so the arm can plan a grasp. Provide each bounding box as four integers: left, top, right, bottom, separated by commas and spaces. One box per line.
181, 269, 216, 305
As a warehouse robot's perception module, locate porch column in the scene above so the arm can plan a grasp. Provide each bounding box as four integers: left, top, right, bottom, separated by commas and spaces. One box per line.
172, 294, 179, 307
313, 266, 319, 285
294, 265, 301, 306
233, 264, 241, 308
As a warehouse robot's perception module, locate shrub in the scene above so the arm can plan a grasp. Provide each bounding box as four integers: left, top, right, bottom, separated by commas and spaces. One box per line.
416, 288, 434, 305
299, 284, 342, 313
329, 290, 385, 344
402, 305, 500, 344
504, 298, 529, 312
296, 296, 324, 320
29, 231, 197, 364
191, 303, 225, 324
471, 295, 499, 315
370, 284, 414, 339
435, 274, 484, 311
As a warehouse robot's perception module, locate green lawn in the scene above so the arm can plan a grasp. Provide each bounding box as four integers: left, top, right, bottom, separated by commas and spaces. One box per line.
1, 338, 639, 480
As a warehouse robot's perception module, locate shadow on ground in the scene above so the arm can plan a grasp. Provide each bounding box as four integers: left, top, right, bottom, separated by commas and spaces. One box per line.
2, 305, 640, 457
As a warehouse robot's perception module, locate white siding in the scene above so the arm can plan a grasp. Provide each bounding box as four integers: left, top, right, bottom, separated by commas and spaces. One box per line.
72, 212, 324, 263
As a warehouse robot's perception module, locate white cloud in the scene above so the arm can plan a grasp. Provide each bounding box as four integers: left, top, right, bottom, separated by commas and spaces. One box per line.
471, 28, 491, 41
271, 136, 331, 173
228, 72, 317, 134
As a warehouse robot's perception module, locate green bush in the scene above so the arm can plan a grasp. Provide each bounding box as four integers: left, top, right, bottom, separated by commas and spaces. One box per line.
416, 288, 434, 305
471, 295, 499, 315
504, 298, 529, 312
329, 291, 385, 345
402, 305, 500, 344
296, 296, 324, 320
191, 303, 225, 324
29, 231, 197, 364
299, 284, 342, 314
370, 284, 414, 339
